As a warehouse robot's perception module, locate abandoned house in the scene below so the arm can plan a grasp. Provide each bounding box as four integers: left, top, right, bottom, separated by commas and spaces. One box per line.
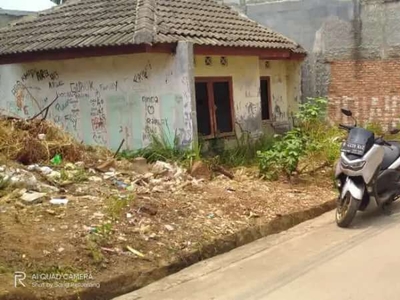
0, 0, 305, 151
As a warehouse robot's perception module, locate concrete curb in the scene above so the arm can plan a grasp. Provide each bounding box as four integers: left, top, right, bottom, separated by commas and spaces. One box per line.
1, 199, 336, 300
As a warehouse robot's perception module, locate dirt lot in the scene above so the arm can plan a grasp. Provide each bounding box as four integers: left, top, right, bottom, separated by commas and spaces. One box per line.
0, 118, 336, 300
0, 160, 336, 299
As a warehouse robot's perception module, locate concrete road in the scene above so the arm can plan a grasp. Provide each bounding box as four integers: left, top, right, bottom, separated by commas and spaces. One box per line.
115, 202, 400, 300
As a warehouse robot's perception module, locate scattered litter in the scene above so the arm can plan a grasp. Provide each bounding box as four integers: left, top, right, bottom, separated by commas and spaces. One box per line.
248, 211, 260, 219
93, 212, 105, 219
126, 246, 145, 258
46, 209, 56, 215
104, 171, 117, 180
75, 161, 85, 168
89, 176, 102, 182
164, 224, 174, 231
50, 154, 62, 165
20, 191, 46, 204
50, 198, 69, 205
96, 160, 116, 173
113, 179, 128, 189
40, 166, 53, 175
101, 247, 119, 253
64, 163, 76, 170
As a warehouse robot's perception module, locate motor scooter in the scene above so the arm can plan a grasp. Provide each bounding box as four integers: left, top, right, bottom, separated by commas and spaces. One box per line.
335, 108, 400, 227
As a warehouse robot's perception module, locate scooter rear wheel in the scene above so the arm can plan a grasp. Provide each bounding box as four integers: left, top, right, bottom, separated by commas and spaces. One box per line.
336, 193, 360, 228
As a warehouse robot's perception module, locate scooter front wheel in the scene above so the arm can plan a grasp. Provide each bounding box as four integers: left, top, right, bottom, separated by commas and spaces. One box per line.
336, 193, 360, 228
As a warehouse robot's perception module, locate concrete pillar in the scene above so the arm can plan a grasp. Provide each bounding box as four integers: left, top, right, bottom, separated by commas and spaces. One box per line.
175, 41, 198, 149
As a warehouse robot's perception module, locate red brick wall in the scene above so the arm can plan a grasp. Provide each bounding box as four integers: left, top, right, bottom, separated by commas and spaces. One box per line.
329, 60, 400, 129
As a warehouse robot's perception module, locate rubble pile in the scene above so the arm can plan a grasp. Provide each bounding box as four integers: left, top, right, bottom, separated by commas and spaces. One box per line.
0, 157, 206, 207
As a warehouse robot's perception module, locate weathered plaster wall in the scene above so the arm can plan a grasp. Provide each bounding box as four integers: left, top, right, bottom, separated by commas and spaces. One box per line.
259, 60, 302, 130
286, 61, 302, 119
194, 55, 300, 135
0, 42, 195, 150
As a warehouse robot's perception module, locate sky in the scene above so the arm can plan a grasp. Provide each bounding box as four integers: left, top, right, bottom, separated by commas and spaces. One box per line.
0, 0, 55, 11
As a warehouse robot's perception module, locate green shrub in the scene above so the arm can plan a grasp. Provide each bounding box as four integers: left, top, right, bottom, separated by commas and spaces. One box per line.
258, 128, 306, 179
258, 97, 344, 179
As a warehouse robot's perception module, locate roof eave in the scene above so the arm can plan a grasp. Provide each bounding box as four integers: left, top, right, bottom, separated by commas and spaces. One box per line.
0, 43, 177, 65
194, 44, 307, 60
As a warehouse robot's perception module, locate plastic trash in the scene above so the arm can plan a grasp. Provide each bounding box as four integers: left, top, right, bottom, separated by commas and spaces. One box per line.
113, 179, 128, 189
51, 154, 62, 165
50, 198, 69, 205
40, 166, 53, 175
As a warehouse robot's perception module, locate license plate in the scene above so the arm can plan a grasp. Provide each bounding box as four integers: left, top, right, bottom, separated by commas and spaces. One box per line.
341, 142, 366, 155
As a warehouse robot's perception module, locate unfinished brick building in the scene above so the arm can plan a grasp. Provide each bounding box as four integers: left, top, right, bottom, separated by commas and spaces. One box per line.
229, 0, 400, 129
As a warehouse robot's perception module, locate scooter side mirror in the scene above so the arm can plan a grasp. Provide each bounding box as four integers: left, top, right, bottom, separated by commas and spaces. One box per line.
390, 128, 400, 135
341, 108, 353, 117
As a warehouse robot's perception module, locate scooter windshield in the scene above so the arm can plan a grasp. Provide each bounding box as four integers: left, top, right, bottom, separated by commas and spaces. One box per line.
341, 127, 375, 156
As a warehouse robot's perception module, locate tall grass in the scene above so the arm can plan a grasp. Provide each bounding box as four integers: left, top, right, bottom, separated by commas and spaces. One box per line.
209, 132, 274, 167
119, 131, 201, 170
119, 130, 273, 169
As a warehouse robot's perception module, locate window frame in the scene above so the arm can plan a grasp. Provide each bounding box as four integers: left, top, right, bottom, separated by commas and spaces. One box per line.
195, 76, 235, 139
260, 76, 272, 122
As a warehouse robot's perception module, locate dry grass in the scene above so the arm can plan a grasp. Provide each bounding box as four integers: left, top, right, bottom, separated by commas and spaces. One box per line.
0, 118, 112, 165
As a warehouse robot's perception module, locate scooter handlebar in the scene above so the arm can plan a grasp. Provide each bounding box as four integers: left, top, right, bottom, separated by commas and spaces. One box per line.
375, 138, 392, 147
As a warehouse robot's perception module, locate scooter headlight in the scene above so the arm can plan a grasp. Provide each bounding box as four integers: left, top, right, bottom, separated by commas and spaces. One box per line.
341, 160, 366, 171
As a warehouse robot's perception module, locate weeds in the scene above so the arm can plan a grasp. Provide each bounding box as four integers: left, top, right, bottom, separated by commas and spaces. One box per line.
0, 264, 11, 274
87, 223, 114, 262
0, 174, 10, 190
258, 128, 306, 180
258, 97, 344, 180
59, 168, 88, 183
120, 132, 200, 169
86, 238, 105, 264
210, 132, 274, 167
105, 194, 134, 221
73, 168, 88, 183
94, 223, 113, 239
365, 122, 385, 137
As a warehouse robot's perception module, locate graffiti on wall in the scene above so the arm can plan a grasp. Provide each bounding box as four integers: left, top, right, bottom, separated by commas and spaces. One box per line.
133, 61, 152, 84
4, 57, 193, 150
272, 95, 287, 121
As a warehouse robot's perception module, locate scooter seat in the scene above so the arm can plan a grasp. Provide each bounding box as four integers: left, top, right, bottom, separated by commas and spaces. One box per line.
381, 142, 400, 170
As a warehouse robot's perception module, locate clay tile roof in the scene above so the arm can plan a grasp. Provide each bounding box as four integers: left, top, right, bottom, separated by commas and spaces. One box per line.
0, 0, 305, 56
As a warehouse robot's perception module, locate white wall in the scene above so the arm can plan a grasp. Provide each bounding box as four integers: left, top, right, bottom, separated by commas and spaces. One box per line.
0, 42, 195, 150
